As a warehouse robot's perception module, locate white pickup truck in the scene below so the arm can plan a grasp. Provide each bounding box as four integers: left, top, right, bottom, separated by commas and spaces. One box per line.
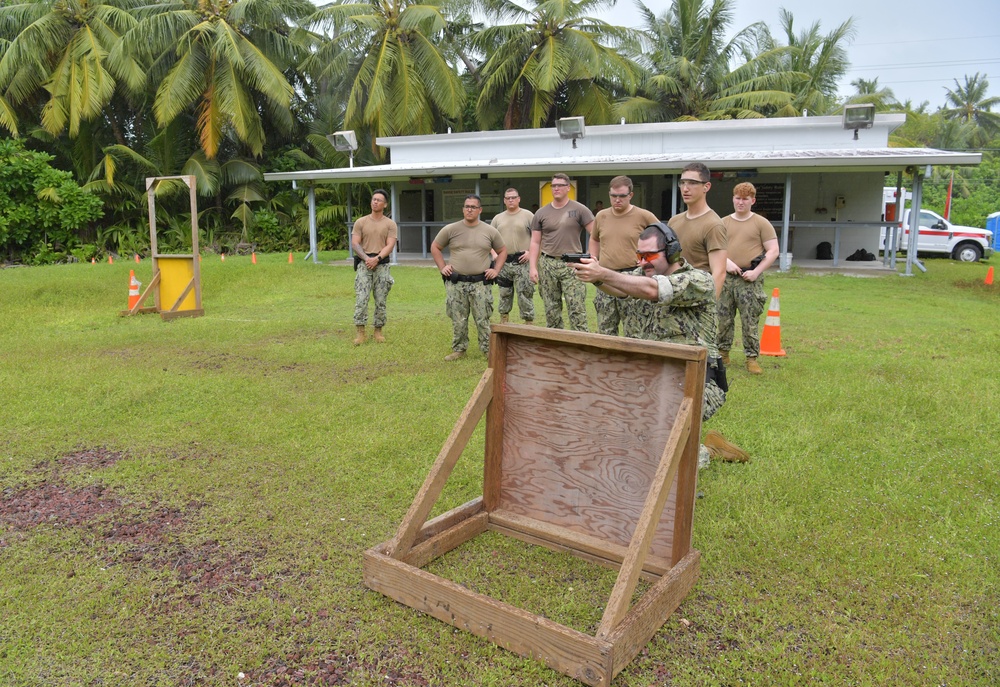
882, 189, 993, 262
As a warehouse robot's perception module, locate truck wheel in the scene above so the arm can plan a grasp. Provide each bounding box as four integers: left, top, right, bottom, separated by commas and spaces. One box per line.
952, 243, 983, 262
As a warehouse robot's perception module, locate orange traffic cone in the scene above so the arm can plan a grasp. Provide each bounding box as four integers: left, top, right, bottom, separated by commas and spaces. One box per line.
91, 257, 96, 265
759, 288, 786, 357
987, 266, 994, 286
127, 270, 142, 310
251, 252, 257, 265
134, 254, 140, 263
108, 255, 114, 264
221, 253, 226, 262
288, 252, 294, 263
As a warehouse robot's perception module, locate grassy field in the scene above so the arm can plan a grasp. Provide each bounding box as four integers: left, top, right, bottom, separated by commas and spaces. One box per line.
1, 252, 997, 686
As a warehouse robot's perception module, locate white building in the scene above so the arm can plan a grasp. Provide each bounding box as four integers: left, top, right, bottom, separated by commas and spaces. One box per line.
264, 114, 979, 271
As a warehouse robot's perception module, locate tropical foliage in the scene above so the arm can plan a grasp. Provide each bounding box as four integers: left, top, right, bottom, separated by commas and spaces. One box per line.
473, 0, 643, 129
0, 0, 997, 264
306, 0, 466, 140
620, 0, 799, 122
0, 137, 104, 263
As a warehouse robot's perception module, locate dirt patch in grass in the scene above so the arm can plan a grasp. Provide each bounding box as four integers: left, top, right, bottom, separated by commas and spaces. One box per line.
3, 448, 267, 604
191, 352, 260, 372
1, 448, 126, 548
27, 446, 128, 475
0, 482, 121, 535
244, 643, 432, 686
335, 361, 401, 385
56, 446, 128, 472
954, 279, 999, 297
98, 501, 272, 604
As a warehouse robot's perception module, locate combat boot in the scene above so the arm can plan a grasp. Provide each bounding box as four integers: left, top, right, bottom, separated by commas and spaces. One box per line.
720, 349, 730, 365
703, 430, 750, 463
354, 325, 366, 345
373, 327, 385, 343
746, 357, 762, 375
500, 314, 509, 324
444, 351, 466, 362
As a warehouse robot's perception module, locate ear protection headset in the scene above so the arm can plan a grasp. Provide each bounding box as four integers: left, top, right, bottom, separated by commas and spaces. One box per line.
646, 222, 683, 263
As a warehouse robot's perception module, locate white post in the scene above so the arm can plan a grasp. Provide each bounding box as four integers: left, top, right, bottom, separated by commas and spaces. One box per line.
779, 174, 792, 271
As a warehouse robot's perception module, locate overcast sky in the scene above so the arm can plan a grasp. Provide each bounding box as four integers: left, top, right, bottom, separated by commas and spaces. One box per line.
596, 0, 1000, 109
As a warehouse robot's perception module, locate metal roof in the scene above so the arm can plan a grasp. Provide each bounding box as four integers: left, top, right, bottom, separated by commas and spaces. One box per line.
264, 147, 979, 183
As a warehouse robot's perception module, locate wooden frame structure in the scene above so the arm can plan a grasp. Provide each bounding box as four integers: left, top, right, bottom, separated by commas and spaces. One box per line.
364, 325, 706, 686
121, 175, 204, 320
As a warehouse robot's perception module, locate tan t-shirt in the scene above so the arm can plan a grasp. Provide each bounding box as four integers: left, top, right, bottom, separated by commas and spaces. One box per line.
352, 214, 398, 254
530, 200, 594, 256
433, 221, 505, 275
592, 206, 658, 270
667, 210, 727, 271
490, 209, 534, 254
722, 213, 777, 268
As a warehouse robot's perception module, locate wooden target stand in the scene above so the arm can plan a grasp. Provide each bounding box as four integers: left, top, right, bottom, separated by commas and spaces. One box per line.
120, 175, 204, 320
364, 325, 706, 686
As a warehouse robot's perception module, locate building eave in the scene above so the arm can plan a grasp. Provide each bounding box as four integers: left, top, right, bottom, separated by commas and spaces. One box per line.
264, 147, 980, 184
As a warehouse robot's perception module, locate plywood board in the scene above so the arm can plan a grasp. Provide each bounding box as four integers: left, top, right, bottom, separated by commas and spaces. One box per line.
496, 335, 687, 560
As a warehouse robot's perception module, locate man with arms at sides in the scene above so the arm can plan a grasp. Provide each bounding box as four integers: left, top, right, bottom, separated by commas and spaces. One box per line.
351, 189, 397, 345
528, 173, 595, 331
588, 175, 657, 336
490, 187, 535, 324
570, 222, 751, 467
720, 182, 780, 375
431, 195, 507, 361
668, 163, 728, 298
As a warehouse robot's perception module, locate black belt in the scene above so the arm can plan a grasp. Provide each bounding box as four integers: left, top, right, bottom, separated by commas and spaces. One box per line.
443, 273, 495, 285
541, 252, 562, 260
354, 252, 390, 269
611, 266, 636, 272
505, 251, 525, 263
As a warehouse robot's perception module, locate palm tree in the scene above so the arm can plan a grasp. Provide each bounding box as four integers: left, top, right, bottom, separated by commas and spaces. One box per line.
619, 0, 798, 123
771, 8, 855, 116
0, 0, 144, 138
473, 0, 643, 129
942, 73, 1000, 139
119, 0, 314, 159
845, 77, 898, 112
306, 0, 465, 141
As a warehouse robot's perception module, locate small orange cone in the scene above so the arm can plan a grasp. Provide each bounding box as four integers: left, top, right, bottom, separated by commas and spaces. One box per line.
91, 257, 96, 265
108, 255, 114, 265
134, 254, 140, 263
221, 253, 226, 262
759, 288, 786, 357
987, 266, 994, 285
127, 270, 142, 310
288, 252, 294, 264
251, 252, 257, 265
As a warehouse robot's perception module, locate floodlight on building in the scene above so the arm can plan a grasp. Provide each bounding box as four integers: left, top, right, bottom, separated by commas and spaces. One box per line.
327, 130, 358, 167
556, 116, 585, 148
843, 104, 875, 141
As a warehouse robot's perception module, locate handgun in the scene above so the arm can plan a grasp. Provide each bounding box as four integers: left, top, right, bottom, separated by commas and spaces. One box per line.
561, 253, 592, 263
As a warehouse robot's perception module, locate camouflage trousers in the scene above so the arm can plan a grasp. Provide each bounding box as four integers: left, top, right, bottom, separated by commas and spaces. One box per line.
697, 379, 727, 468
594, 288, 630, 336
354, 263, 393, 327
445, 281, 493, 353
538, 255, 588, 331
703, 379, 725, 422
497, 261, 535, 321
717, 273, 767, 357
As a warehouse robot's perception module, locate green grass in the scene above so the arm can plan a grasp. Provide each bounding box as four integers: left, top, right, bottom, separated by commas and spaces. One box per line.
1, 252, 998, 686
